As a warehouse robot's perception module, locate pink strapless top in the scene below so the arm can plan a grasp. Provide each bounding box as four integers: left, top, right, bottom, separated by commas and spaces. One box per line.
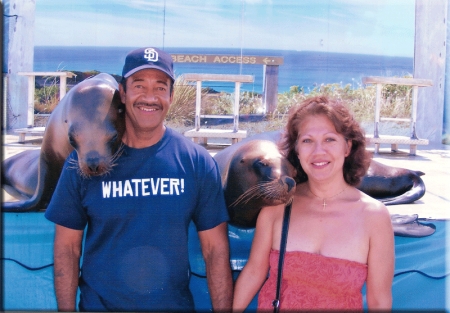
257, 249, 368, 311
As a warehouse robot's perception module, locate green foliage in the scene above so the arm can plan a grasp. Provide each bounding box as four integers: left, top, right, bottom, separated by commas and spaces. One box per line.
380, 79, 413, 119
144, 74, 415, 137
34, 72, 413, 133
34, 77, 61, 113
239, 91, 263, 114
202, 92, 233, 115
274, 77, 412, 125
199, 91, 264, 116
167, 76, 199, 125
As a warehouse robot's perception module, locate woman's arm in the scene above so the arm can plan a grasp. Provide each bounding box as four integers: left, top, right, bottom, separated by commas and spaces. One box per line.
232, 205, 278, 312
366, 203, 395, 310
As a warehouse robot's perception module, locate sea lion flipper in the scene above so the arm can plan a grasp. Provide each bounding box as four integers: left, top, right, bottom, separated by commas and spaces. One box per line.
390, 213, 418, 225
393, 218, 436, 238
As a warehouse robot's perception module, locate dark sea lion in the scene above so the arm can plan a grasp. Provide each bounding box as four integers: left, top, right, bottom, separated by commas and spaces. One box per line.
214, 131, 434, 236
2, 73, 125, 212
2, 150, 40, 200
218, 139, 296, 228
358, 161, 425, 205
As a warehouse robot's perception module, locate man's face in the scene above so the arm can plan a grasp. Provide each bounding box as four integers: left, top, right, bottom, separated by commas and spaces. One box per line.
119, 68, 173, 133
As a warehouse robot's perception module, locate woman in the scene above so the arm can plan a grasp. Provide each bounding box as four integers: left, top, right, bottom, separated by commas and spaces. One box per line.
233, 96, 394, 312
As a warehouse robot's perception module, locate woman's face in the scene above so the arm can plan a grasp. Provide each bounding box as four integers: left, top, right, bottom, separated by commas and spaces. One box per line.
295, 114, 352, 183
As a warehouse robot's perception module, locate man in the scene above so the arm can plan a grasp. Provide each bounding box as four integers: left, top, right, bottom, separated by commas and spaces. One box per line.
45, 47, 233, 312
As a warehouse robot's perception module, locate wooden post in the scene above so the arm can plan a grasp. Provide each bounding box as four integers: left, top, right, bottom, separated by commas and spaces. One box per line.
263, 65, 279, 114
195, 80, 202, 131
59, 75, 69, 99
411, 85, 419, 139
234, 82, 241, 132
26, 75, 35, 127
374, 83, 382, 138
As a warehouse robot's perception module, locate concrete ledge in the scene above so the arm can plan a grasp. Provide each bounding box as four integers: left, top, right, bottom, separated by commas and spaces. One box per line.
14, 127, 46, 143
184, 129, 247, 145
366, 135, 429, 155
366, 135, 429, 145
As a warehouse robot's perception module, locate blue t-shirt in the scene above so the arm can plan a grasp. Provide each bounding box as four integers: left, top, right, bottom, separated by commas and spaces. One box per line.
45, 127, 229, 312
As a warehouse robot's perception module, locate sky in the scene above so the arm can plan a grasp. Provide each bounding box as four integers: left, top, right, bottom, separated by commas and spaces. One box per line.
34, 0, 416, 57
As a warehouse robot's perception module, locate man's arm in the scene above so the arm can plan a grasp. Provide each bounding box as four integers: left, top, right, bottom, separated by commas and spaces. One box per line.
53, 224, 84, 312
198, 222, 233, 312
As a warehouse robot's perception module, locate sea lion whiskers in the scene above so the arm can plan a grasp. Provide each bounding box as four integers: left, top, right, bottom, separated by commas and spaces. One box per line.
66, 143, 125, 178
77, 166, 92, 179
67, 158, 80, 169
65, 157, 93, 179
229, 182, 267, 207
102, 143, 125, 175
66, 158, 91, 179
109, 143, 125, 166
230, 179, 291, 208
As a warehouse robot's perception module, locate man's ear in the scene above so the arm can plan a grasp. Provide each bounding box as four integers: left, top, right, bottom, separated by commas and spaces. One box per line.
119, 83, 126, 103
169, 85, 174, 103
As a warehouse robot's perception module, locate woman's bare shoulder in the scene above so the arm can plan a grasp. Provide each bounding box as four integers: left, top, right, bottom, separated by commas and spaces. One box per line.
358, 191, 393, 230
359, 191, 389, 211
259, 203, 285, 221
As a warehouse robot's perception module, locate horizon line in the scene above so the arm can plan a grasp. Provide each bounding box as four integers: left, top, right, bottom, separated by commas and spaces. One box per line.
33, 46, 414, 59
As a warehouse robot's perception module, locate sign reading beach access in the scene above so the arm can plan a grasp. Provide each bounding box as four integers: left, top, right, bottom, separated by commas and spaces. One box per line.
171, 53, 284, 114
171, 54, 284, 66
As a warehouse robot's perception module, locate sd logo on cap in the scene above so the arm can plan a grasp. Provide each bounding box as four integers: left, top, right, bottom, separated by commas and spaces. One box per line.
122, 47, 175, 81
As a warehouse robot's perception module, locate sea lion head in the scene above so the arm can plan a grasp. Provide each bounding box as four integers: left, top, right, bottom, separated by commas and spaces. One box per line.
66, 75, 125, 177
224, 140, 296, 228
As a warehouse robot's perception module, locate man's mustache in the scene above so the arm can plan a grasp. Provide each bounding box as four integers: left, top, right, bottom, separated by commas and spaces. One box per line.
134, 102, 162, 109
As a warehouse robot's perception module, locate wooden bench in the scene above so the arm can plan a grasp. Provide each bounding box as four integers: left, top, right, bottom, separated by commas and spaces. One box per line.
14, 126, 46, 143
14, 71, 75, 143
362, 76, 432, 155
182, 74, 254, 145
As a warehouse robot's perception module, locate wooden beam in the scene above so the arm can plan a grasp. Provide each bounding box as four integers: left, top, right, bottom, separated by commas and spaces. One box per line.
182, 73, 254, 83
362, 76, 432, 87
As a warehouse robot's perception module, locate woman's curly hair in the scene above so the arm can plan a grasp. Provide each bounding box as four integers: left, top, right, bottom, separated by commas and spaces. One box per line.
279, 96, 371, 186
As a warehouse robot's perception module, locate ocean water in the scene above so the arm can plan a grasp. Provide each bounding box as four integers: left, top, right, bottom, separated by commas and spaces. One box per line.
34, 46, 413, 93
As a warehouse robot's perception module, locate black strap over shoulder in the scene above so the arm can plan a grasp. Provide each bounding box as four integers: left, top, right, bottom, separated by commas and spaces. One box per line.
272, 202, 292, 313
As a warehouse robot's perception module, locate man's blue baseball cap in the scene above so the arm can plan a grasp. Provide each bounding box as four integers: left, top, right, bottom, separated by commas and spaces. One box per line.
122, 47, 175, 81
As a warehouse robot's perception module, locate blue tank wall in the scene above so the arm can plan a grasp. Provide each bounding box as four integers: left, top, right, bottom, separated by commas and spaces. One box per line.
2, 212, 449, 312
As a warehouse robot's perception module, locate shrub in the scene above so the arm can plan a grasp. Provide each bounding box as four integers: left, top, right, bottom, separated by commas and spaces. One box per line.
274, 77, 412, 125
33, 73, 413, 133
34, 77, 61, 114
167, 76, 202, 125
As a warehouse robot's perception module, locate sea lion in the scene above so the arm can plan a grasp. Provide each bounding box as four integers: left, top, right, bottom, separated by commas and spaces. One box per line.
218, 140, 297, 228
2, 73, 125, 212
214, 131, 433, 236
2, 149, 40, 200
358, 161, 425, 205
